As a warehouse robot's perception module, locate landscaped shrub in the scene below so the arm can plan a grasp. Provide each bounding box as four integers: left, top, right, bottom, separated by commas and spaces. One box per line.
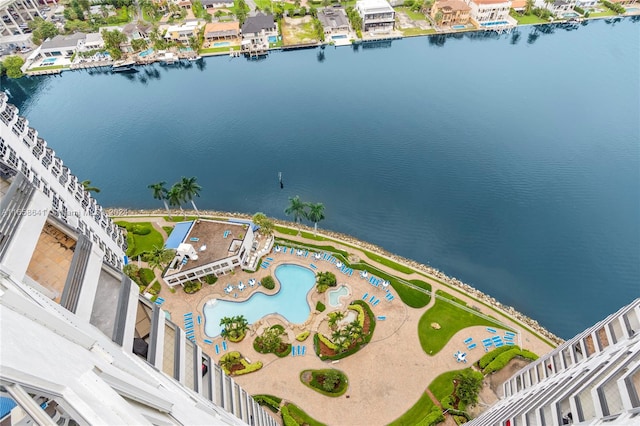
532, 7, 552, 19
349, 303, 365, 326
317, 333, 338, 350
219, 351, 262, 375
148, 281, 161, 295
281, 406, 299, 426
203, 274, 218, 285
296, 331, 310, 341
262, 275, 275, 290
602, 0, 625, 13
316, 301, 326, 312
483, 348, 538, 375
140, 268, 155, 286
183, 280, 202, 294
150, 295, 158, 303
418, 408, 445, 426
253, 395, 281, 413
316, 271, 337, 293
254, 325, 291, 357
132, 224, 151, 235
235, 360, 263, 375
478, 345, 519, 369
574, 5, 584, 14
300, 369, 349, 397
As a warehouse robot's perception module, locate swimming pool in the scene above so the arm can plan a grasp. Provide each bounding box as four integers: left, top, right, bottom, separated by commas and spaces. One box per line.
139, 48, 154, 57
452, 25, 466, 29
481, 21, 509, 26
563, 12, 579, 17
328, 285, 349, 308
332, 35, 347, 39
203, 264, 315, 337
268, 35, 278, 43
42, 57, 57, 65
213, 41, 230, 47
626, 7, 639, 12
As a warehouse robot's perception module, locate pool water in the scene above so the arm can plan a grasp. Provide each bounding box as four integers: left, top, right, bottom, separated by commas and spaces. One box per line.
328, 285, 349, 307
626, 7, 639, 11
139, 48, 154, 57
481, 21, 509, 26
268, 35, 278, 43
203, 264, 315, 337
452, 25, 466, 29
42, 57, 57, 65
213, 41, 230, 47
332, 35, 347, 39
563, 12, 579, 17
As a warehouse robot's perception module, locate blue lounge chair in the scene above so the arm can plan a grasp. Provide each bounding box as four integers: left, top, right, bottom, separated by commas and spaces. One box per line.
468, 343, 477, 350
222, 341, 227, 351
487, 327, 497, 333
197, 316, 201, 324
297, 345, 301, 356
190, 237, 199, 242
377, 316, 386, 320
215, 345, 220, 354
495, 342, 504, 347
506, 341, 515, 346
302, 346, 306, 355
266, 257, 274, 261
204, 339, 212, 344
291, 346, 296, 357
464, 338, 473, 344
310, 263, 317, 269
362, 292, 369, 300
369, 295, 375, 303
373, 299, 380, 306
184, 313, 193, 317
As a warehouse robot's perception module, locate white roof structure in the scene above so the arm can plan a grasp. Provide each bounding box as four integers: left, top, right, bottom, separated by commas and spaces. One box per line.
355, 0, 394, 13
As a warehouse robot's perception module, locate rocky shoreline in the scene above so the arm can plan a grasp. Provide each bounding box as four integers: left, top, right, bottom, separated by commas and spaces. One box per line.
107, 207, 565, 346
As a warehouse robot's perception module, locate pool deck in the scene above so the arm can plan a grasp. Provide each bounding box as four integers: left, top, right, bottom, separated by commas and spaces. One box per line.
119, 214, 556, 425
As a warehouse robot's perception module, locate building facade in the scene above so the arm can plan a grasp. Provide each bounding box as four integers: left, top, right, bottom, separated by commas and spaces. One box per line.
467, 299, 640, 425
240, 13, 276, 56
355, 0, 396, 32
431, 0, 471, 25
0, 92, 276, 426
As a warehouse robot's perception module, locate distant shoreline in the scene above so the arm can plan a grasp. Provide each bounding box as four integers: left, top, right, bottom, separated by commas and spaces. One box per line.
108, 208, 565, 346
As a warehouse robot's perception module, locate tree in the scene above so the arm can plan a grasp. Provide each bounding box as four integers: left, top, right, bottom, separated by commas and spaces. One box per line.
167, 185, 185, 218
81, 180, 100, 193
101, 29, 127, 60
525, 0, 534, 14
252, 212, 275, 236
305, 202, 325, 235
328, 311, 344, 330
322, 369, 341, 391
455, 370, 483, 407
131, 38, 148, 52
29, 17, 59, 45
148, 181, 171, 218
220, 315, 249, 341
435, 10, 443, 24
284, 195, 306, 232
178, 176, 202, 217
2, 56, 24, 79
255, 326, 285, 353
147, 245, 174, 272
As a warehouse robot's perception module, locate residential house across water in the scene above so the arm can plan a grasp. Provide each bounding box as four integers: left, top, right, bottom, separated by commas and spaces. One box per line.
317, 7, 352, 38
355, 0, 396, 33
430, 0, 471, 26
241, 12, 276, 57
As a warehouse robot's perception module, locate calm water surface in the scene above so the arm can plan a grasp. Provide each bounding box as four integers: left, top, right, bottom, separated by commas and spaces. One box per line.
3, 19, 639, 339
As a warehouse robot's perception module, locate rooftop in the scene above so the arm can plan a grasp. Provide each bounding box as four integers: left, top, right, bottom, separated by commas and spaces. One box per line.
165, 220, 250, 274
318, 8, 351, 28
40, 33, 86, 50
204, 21, 240, 35
355, 0, 395, 13
434, 0, 471, 11
241, 12, 276, 34
470, 0, 512, 5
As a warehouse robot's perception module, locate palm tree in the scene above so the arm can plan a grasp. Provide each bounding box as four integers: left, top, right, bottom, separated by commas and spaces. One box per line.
305, 202, 325, 236
524, 0, 534, 14
328, 311, 344, 330
252, 212, 275, 236
178, 176, 202, 218
147, 245, 174, 272
167, 184, 185, 218
81, 180, 100, 193
148, 181, 171, 218
284, 195, 306, 233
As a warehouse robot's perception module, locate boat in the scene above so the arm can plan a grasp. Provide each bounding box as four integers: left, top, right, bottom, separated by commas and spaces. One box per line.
188, 55, 202, 62
111, 65, 138, 73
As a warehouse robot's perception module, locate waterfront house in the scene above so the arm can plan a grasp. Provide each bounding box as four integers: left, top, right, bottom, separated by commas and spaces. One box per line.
38, 33, 85, 58
79, 32, 104, 52
240, 12, 276, 55
177, 0, 192, 9
122, 22, 150, 41
204, 21, 240, 45
317, 7, 352, 35
510, 0, 527, 11
201, 0, 235, 8
355, 0, 395, 33
547, 0, 577, 13
430, 0, 471, 25
466, 0, 515, 28
164, 21, 201, 44
575, 0, 597, 7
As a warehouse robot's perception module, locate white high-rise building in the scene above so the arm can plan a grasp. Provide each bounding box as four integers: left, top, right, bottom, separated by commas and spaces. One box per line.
467, 299, 640, 426
0, 92, 277, 426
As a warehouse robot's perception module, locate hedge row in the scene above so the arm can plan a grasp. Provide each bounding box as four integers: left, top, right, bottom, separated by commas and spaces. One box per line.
602, 0, 625, 13
253, 395, 281, 413
296, 331, 310, 341
281, 406, 298, 426
349, 303, 365, 326
483, 348, 539, 375
574, 5, 584, 14
478, 345, 520, 369
417, 409, 445, 426
317, 332, 338, 350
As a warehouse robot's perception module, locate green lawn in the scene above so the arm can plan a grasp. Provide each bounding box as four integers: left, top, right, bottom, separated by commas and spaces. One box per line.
115, 221, 164, 258
284, 403, 327, 426
418, 290, 500, 355
401, 28, 436, 36
28, 65, 67, 72
510, 11, 549, 24
201, 46, 240, 54
395, 6, 428, 21
588, 8, 618, 17
388, 392, 437, 426
254, 0, 272, 9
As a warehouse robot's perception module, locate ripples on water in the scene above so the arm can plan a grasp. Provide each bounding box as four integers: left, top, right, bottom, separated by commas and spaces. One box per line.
4, 19, 639, 339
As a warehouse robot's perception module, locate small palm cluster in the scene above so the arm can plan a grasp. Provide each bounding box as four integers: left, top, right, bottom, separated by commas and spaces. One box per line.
219, 315, 249, 342
148, 177, 202, 218
316, 271, 337, 293
284, 196, 325, 234
328, 312, 364, 354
